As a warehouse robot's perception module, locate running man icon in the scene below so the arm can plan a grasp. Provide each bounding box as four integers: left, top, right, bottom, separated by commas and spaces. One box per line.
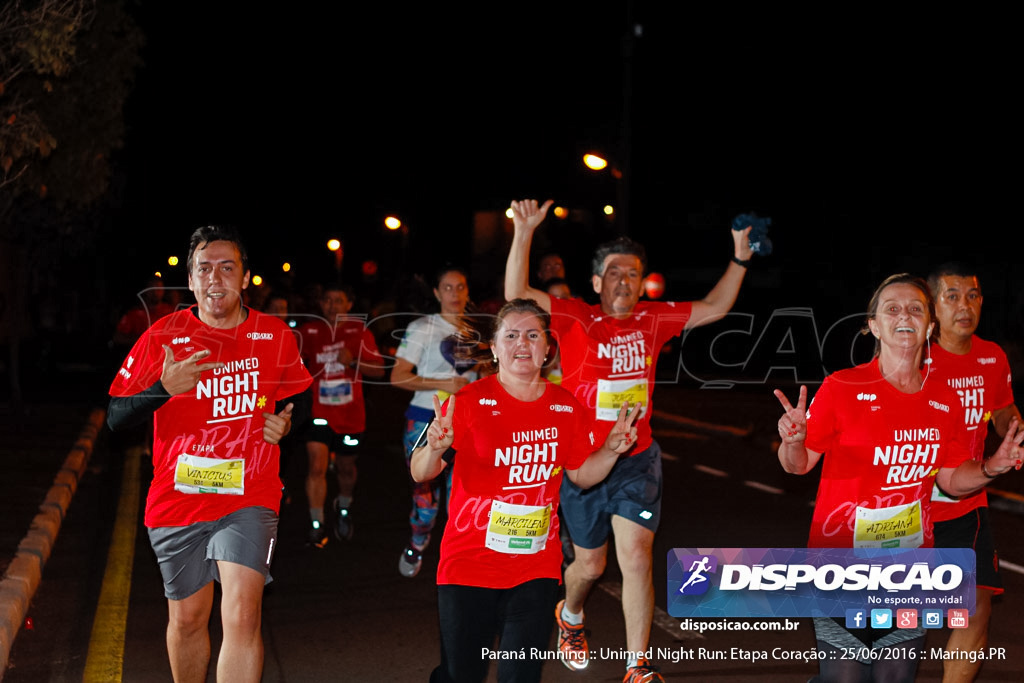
678, 556, 713, 594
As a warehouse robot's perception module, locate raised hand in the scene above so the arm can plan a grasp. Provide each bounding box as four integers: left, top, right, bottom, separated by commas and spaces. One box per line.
605, 400, 641, 454
986, 417, 1024, 475
427, 393, 455, 451
731, 223, 755, 262
774, 386, 808, 445
160, 345, 224, 396
510, 199, 554, 235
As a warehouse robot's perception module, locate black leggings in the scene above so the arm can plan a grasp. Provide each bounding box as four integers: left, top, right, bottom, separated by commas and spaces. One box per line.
431, 579, 559, 683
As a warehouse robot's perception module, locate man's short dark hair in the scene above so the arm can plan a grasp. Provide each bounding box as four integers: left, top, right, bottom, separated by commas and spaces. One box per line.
322, 282, 355, 300
187, 225, 250, 274
927, 262, 981, 296
591, 236, 647, 277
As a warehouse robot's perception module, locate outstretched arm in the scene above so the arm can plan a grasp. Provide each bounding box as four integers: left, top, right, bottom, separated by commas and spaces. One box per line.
686, 224, 754, 329
937, 417, 1024, 497
505, 198, 554, 310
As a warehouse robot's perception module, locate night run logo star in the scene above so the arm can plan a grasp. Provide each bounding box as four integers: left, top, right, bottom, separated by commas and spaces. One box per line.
257, 395, 268, 409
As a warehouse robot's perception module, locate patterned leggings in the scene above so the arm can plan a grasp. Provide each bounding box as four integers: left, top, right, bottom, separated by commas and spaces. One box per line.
403, 418, 451, 548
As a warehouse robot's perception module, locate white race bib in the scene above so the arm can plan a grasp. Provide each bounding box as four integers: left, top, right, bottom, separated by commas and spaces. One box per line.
318, 378, 353, 406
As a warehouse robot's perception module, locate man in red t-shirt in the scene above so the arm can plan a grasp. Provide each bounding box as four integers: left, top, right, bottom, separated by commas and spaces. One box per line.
505, 198, 754, 682
297, 283, 385, 547
927, 262, 1022, 681
107, 226, 312, 683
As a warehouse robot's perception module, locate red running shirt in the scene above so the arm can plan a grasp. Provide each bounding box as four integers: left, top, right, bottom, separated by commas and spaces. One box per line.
438, 375, 595, 588
926, 337, 1015, 521
109, 307, 312, 527
803, 358, 970, 549
298, 317, 383, 434
549, 297, 691, 453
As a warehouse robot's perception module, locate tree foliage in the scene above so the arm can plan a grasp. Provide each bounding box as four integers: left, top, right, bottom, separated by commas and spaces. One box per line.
0, 0, 144, 407
1, 0, 143, 219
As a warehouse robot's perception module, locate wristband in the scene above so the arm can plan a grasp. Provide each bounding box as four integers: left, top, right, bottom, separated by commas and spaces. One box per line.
732, 256, 752, 268
981, 460, 1000, 478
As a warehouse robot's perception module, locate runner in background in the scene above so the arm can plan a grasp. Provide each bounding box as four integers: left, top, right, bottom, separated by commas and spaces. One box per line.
926, 262, 1022, 682
297, 282, 385, 547
390, 265, 477, 577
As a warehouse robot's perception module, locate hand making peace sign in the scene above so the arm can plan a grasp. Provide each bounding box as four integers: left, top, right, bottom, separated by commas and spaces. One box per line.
427, 393, 455, 451
774, 385, 808, 445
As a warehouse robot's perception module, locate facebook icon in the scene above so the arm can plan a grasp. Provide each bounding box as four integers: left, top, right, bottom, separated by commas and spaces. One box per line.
845, 609, 866, 629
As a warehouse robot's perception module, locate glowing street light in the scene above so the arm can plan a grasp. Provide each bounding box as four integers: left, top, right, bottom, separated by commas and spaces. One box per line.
327, 239, 343, 273
251, 275, 263, 286
282, 262, 291, 273
583, 153, 608, 171
167, 256, 179, 267
583, 151, 627, 235
385, 216, 402, 231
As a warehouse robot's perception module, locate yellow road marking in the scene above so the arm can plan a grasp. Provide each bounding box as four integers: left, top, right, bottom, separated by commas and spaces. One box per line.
83, 446, 142, 682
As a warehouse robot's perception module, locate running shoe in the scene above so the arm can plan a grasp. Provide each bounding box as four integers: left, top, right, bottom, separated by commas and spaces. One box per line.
307, 522, 329, 549
334, 505, 354, 541
398, 545, 423, 578
554, 599, 588, 670
623, 658, 663, 683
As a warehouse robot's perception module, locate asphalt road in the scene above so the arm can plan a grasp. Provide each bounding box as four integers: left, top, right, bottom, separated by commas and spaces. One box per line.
3, 377, 1024, 681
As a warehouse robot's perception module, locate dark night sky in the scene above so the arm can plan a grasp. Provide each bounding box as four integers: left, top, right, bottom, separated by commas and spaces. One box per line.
108, 3, 1021, 334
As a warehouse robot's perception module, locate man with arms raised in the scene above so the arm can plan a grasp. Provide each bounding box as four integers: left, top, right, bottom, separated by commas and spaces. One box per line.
505, 199, 753, 682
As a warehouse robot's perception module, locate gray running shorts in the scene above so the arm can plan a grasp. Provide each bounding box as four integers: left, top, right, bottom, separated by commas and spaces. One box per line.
147, 505, 278, 600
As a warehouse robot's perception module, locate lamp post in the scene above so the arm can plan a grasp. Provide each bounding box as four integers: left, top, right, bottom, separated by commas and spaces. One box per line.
327, 239, 343, 275
583, 151, 627, 236
385, 215, 410, 272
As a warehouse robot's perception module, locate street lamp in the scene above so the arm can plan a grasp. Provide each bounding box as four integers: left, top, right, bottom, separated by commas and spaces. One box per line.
327, 239, 343, 274
583, 153, 608, 171
582, 151, 626, 235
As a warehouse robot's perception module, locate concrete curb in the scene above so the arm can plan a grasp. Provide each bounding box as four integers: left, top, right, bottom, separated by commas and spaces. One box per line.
0, 408, 105, 680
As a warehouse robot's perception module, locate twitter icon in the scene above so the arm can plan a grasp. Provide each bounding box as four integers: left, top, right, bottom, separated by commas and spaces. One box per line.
870, 609, 892, 628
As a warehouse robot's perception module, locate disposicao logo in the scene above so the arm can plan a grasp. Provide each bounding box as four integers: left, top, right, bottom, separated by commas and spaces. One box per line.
667, 548, 976, 619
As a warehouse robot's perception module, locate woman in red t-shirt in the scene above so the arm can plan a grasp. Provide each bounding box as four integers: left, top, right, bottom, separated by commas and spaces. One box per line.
410, 298, 639, 683
774, 273, 1023, 682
